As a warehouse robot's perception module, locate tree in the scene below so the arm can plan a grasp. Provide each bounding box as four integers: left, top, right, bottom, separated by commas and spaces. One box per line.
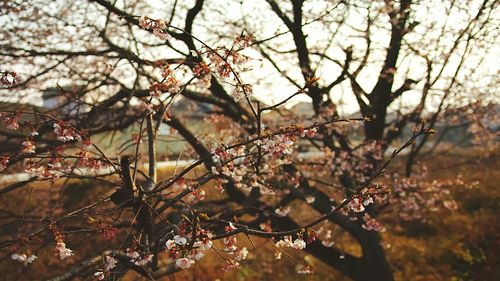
0, 0, 497, 280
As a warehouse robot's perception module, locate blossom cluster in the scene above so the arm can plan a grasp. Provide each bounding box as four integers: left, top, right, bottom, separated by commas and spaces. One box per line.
149, 64, 180, 96
94, 256, 118, 280
316, 227, 335, 247
53, 121, 82, 142
1, 112, 22, 130
260, 134, 295, 156
361, 214, 386, 232
138, 16, 170, 40
11, 253, 37, 266
76, 150, 109, 171
388, 170, 468, 221
275, 206, 291, 217
303, 140, 382, 184
166, 223, 248, 272
218, 223, 249, 271
275, 235, 307, 250
21, 140, 36, 154
208, 126, 319, 197
295, 263, 314, 274
211, 146, 249, 191
55, 241, 74, 260
50, 223, 74, 260
347, 194, 374, 213
126, 247, 153, 266
193, 34, 253, 100
0, 155, 9, 171
24, 156, 72, 180
165, 226, 214, 270
230, 84, 253, 102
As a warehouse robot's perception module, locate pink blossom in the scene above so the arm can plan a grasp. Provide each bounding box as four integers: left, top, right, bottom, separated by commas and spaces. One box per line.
222, 261, 240, 271
6, 120, 20, 130
306, 128, 317, 138
173, 235, 188, 246
223, 236, 237, 251
233, 34, 253, 49
187, 189, 205, 203
55, 241, 74, 260
157, 19, 167, 30
262, 134, 295, 156
126, 248, 152, 266
211, 166, 219, 175
102, 226, 117, 240
275, 235, 293, 248
0, 155, 9, 171
189, 250, 205, 261
194, 239, 212, 251
133, 254, 153, 266
21, 140, 36, 154
54, 122, 81, 142
363, 195, 374, 206
225, 222, 237, 232
175, 257, 194, 269
105, 255, 117, 271
295, 264, 313, 274
361, 214, 386, 232
138, 16, 151, 29
2, 113, 21, 130
347, 197, 365, 213
126, 248, 140, 260
138, 16, 170, 40
153, 28, 171, 40
300, 128, 317, 138
165, 239, 176, 250
322, 240, 335, 247
172, 178, 189, 192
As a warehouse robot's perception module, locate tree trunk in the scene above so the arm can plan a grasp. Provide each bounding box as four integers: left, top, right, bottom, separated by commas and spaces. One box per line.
356, 230, 394, 281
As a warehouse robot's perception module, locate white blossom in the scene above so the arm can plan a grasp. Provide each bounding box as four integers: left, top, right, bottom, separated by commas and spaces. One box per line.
234, 247, 248, 261
173, 235, 188, 246
11, 253, 37, 266
94, 271, 105, 280
292, 238, 307, 250
275, 206, 291, 217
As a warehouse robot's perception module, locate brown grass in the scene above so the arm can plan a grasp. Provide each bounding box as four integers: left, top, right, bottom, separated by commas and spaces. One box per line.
1, 147, 498, 280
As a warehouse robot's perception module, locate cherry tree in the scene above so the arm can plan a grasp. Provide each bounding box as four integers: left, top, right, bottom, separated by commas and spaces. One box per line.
0, 0, 497, 280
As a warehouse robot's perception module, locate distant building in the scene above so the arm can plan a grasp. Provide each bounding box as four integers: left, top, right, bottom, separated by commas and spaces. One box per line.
290, 102, 314, 117
42, 86, 88, 115
170, 97, 213, 119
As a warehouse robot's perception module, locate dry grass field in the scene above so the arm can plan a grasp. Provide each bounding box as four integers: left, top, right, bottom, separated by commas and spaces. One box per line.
1, 147, 498, 281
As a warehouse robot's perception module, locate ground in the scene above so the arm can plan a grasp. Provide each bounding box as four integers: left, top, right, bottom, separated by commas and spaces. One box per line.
1, 146, 498, 281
